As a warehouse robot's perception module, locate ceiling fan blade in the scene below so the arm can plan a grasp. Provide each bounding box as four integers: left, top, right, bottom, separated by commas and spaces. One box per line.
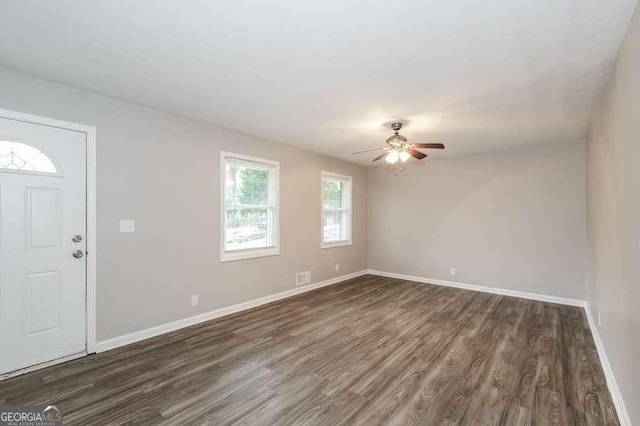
412, 143, 445, 149
408, 149, 427, 160
372, 152, 388, 162
352, 147, 385, 154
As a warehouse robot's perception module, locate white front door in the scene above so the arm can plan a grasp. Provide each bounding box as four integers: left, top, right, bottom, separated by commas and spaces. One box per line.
0, 117, 86, 375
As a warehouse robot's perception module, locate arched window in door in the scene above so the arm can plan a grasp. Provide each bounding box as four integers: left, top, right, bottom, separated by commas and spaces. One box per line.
0, 140, 59, 174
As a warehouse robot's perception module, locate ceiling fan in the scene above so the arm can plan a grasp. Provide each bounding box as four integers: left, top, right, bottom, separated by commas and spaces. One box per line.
353, 122, 444, 172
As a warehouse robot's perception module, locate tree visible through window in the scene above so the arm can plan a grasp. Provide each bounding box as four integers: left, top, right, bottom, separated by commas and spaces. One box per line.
322, 172, 352, 247
221, 153, 279, 261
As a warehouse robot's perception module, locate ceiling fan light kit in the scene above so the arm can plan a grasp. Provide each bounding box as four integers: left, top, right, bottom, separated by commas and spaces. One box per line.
399, 150, 411, 162
353, 122, 445, 174
385, 149, 400, 163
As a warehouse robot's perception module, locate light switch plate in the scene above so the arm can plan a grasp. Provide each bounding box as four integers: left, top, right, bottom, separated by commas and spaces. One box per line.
119, 219, 135, 233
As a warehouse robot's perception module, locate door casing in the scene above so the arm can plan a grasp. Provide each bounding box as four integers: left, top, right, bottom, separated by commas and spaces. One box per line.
0, 108, 97, 360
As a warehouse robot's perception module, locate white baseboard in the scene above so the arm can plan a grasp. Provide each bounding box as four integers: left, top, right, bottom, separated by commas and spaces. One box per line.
367, 269, 630, 425
366, 269, 586, 307
583, 304, 631, 426
0, 351, 86, 381
95, 269, 368, 353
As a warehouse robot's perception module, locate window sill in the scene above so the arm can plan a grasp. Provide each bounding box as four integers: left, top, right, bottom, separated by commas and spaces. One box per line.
220, 247, 280, 262
321, 240, 352, 249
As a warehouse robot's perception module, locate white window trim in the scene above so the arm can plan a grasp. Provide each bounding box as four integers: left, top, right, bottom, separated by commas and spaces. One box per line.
220, 151, 280, 262
321, 171, 353, 249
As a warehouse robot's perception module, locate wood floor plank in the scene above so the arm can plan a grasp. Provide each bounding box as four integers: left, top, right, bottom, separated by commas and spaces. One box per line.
0, 275, 619, 425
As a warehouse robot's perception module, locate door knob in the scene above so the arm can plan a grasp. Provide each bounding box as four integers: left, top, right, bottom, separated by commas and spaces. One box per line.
72, 250, 84, 259
72, 235, 83, 242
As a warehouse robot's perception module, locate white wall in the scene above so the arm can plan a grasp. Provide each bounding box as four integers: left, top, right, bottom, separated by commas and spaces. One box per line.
587, 4, 640, 423
368, 140, 587, 299
0, 67, 368, 342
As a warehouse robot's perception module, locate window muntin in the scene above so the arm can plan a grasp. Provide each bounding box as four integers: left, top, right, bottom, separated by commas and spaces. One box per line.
221, 152, 279, 261
322, 172, 352, 248
0, 141, 58, 174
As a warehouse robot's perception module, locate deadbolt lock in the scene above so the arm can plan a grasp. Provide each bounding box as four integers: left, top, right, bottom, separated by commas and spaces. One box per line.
72, 235, 83, 243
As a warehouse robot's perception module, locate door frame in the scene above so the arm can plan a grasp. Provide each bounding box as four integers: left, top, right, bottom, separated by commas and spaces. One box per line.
0, 107, 97, 354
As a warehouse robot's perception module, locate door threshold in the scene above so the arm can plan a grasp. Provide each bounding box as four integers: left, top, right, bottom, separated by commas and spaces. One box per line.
0, 351, 87, 381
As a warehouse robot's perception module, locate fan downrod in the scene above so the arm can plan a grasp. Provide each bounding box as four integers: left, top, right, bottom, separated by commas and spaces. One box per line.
391, 122, 403, 134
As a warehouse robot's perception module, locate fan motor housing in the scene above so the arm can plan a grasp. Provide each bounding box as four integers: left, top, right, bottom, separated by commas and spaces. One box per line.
386, 133, 407, 148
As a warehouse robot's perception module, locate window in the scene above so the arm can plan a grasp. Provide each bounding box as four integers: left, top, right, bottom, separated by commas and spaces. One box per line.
322, 172, 352, 248
0, 140, 58, 174
221, 152, 279, 261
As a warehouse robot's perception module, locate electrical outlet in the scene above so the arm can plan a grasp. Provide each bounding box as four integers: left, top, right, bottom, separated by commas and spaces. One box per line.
335, 264, 340, 272
119, 219, 135, 233
191, 295, 199, 306
296, 271, 312, 286
450, 267, 456, 276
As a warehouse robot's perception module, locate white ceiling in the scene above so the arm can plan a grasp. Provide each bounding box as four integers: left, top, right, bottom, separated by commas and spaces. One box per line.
0, 0, 637, 164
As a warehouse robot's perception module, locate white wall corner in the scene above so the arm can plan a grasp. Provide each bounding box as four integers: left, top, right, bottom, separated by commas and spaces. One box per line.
583, 304, 632, 426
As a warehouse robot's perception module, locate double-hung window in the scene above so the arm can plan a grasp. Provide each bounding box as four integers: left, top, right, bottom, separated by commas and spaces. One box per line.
321, 171, 352, 248
221, 152, 279, 261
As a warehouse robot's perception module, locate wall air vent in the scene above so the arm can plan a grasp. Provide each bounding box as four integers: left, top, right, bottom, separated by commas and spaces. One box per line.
296, 271, 312, 286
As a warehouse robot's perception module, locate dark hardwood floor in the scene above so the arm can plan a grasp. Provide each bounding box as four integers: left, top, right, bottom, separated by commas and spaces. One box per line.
0, 275, 618, 425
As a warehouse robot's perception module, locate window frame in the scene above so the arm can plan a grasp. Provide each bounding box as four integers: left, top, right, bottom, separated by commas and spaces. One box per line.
220, 151, 280, 262
321, 171, 353, 249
